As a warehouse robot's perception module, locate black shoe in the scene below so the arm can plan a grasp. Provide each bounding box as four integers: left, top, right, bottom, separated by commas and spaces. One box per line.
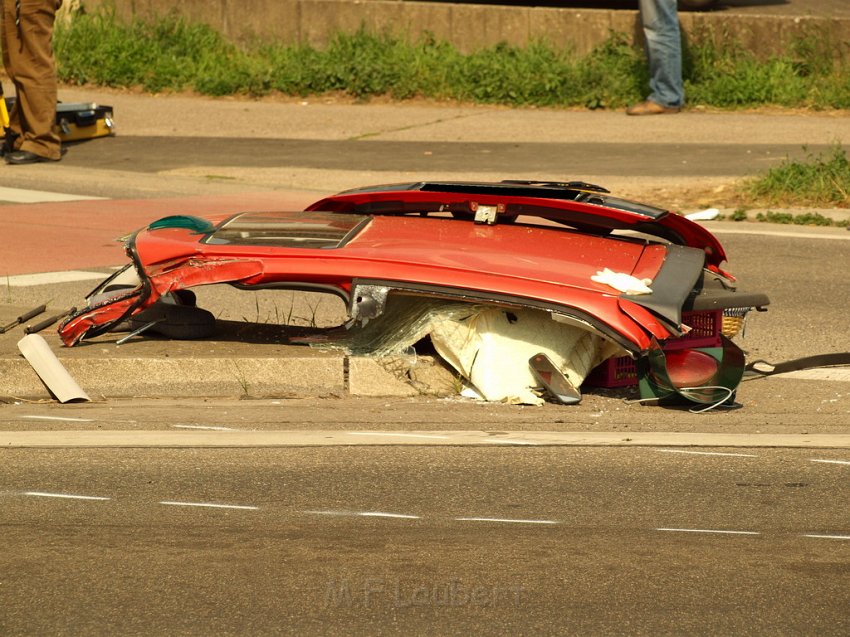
1, 130, 19, 157
5, 150, 58, 165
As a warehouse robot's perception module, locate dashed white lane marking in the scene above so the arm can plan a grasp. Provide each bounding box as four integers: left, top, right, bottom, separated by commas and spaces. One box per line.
810, 458, 850, 466
5, 270, 109, 287
21, 415, 94, 423
455, 517, 559, 525
171, 425, 240, 432
305, 510, 421, 519
658, 449, 758, 458
24, 491, 110, 501
0, 186, 107, 203
656, 528, 760, 536
159, 501, 259, 511
346, 432, 450, 440
359, 511, 421, 519
802, 534, 850, 540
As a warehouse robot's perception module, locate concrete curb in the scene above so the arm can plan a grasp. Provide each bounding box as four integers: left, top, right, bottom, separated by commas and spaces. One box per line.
0, 354, 456, 401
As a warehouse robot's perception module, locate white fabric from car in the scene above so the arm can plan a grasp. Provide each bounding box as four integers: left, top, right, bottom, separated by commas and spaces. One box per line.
591, 268, 653, 295
429, 307, 622, 406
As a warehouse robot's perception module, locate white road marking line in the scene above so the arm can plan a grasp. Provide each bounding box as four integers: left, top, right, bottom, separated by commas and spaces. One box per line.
810, 459, 850, 466
657, 449, 758, 458
346, 432, 450, 440
485, 439, 539, 446
159, 501, 259, 511
21, 415, 94, 423
656, 528, 760, 535
5, 270, 109, 287
802, 534, 850, 540
0, 186, 107, 203
24, 491, 110, 501
455, 517, 559, 525
171, 425, 239, 432
304, 510, 420, 519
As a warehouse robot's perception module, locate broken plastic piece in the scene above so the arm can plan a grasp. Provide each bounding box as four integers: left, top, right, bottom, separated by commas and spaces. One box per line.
529, 353, 582, 405
685, 208, 720, 221
17, 334, 90, 403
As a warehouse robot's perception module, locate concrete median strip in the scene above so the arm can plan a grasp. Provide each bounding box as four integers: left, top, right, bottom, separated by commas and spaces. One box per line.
2, 430, 850, 448
0, 352, 458, 400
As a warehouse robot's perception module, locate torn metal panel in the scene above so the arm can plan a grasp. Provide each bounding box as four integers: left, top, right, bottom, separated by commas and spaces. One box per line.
60, 252, 264, 346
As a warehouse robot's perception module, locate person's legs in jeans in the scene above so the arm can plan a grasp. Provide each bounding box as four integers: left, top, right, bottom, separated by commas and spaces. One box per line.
638, 0, 684, 108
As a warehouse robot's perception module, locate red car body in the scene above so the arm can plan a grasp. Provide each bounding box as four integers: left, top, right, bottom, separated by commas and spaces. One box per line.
59, 181, 767, 399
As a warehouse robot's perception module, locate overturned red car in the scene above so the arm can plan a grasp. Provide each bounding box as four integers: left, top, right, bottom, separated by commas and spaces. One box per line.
60, 180, 768, 406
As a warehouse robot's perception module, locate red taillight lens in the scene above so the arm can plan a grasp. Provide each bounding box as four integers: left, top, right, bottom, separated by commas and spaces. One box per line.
664, 349, 720, 388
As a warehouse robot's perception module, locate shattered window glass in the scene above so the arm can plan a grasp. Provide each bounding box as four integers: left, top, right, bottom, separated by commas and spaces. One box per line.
203, 212, 370, 248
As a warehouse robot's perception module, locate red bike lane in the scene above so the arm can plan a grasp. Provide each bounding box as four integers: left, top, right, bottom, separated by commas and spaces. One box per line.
0, 191, 323, 277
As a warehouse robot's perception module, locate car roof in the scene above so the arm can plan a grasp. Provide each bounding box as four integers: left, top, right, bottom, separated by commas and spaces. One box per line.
305, 180, 727, 266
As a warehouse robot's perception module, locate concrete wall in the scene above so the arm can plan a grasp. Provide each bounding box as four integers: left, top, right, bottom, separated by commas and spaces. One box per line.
78, 0, 850, 57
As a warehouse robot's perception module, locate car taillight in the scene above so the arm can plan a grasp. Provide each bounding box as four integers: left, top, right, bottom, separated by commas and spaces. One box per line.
663, 349, 720, 388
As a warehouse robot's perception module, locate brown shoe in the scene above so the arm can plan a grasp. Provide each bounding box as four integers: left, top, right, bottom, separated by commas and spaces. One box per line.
626, 100, 681, 116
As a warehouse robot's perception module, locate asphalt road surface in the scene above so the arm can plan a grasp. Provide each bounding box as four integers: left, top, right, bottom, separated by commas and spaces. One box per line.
1, 445, 849, 636
60, 136, 832, 179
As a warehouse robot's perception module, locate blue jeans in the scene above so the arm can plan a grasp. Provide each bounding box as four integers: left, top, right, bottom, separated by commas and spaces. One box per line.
638, 0, 684, 108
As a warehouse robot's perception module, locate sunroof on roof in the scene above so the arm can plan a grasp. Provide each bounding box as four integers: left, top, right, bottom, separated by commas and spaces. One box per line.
204, 211, 370, 248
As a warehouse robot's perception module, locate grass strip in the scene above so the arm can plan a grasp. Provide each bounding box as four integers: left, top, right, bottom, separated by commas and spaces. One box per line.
55, 10, 850, 110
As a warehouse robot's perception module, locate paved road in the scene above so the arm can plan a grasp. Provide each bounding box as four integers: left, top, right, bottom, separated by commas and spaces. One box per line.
61, 135, 832, 179
1, 444, 848, 635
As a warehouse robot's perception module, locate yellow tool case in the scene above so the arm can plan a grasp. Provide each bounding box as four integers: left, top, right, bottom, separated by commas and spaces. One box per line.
3, 98, 115, 142
54, 102, 115, 142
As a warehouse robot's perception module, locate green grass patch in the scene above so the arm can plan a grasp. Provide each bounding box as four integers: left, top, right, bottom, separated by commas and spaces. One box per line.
54, 9, 850, 109
740, 144, 850, 208
721, 208, 848, 228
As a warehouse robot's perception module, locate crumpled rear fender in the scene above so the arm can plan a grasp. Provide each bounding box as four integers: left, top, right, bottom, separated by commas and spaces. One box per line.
59, 257, 265, 346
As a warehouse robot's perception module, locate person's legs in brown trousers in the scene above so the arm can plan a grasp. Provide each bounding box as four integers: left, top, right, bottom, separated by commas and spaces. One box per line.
2, 0, 62, 162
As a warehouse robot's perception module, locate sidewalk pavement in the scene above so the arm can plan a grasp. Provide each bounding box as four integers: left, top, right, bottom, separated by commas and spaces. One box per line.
1, 87, 849, 404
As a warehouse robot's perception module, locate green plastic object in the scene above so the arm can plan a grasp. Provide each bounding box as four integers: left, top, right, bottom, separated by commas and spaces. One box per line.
148, 215, 215, 234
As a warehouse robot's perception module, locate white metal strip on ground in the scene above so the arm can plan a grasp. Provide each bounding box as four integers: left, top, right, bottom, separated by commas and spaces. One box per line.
0, 186, 106, 203
3, 430, 850, 448
5, 270, 110, 287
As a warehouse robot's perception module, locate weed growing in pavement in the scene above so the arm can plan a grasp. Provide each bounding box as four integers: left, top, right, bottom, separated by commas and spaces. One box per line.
230, 360, 250, 397
54, 10, 850, 110
740, 144, 850, 209
755, 210, 846, 227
